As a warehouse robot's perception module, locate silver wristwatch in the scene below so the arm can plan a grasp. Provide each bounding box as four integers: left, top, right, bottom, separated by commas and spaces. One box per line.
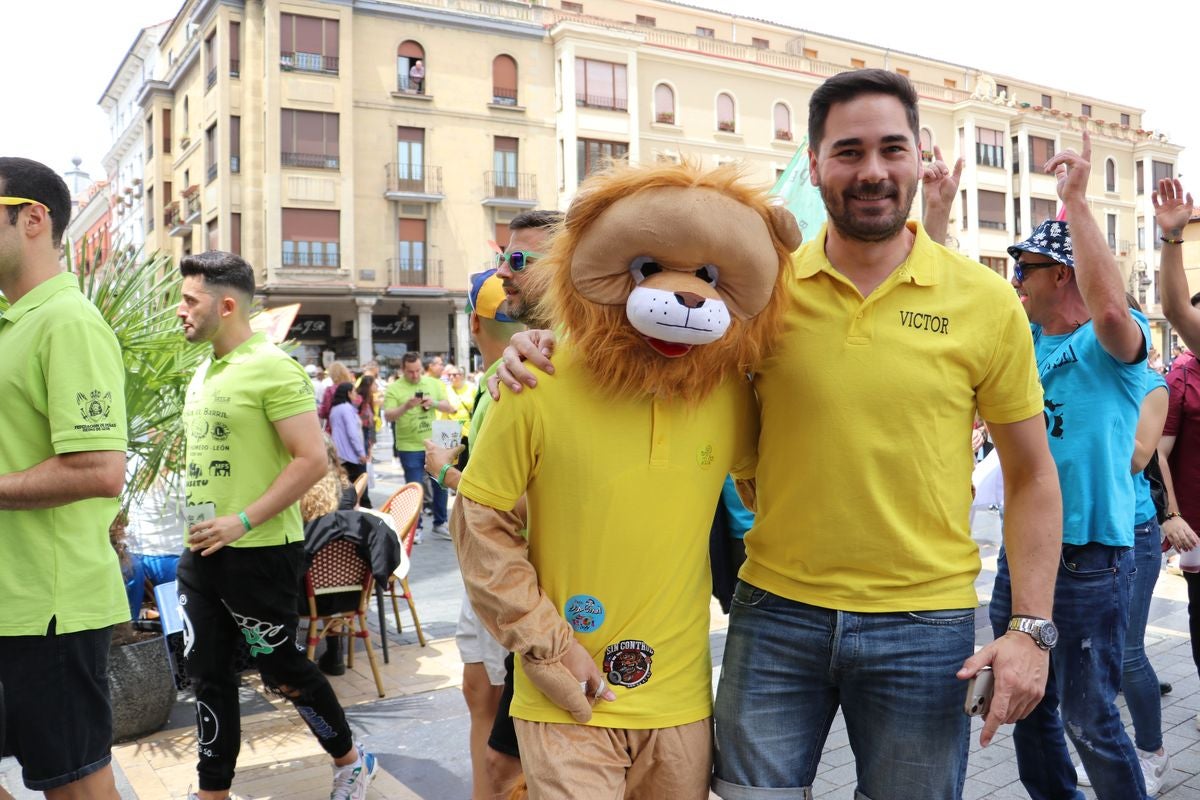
1008, 616, 1058, 650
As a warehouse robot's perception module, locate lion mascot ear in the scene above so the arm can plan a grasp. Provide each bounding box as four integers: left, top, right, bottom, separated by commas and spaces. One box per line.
541, 162, 800, 403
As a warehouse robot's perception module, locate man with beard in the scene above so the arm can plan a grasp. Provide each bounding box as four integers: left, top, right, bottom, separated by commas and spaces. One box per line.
492, 69, 1061, 799
494, 210, 562, 326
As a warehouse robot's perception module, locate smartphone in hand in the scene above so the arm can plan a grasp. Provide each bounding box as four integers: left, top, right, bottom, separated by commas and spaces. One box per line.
964, 666, 994, 717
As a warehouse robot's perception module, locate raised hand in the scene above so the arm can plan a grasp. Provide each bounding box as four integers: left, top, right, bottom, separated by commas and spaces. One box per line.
1153, 178, 1194, 239
922, 144, 963, 208
1046, 130, 1092, 205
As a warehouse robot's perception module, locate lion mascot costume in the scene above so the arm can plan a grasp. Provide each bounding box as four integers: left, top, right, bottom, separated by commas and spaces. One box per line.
450, 162, 800, 799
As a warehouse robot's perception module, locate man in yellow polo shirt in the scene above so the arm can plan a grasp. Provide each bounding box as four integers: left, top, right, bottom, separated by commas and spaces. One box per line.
174, 251, 376, 800
0, 157, 128, 798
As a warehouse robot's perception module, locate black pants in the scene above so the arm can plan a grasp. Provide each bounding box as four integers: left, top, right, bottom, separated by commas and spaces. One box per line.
342, 460, 372, 508
1185, 571, 1200, 675
177, 544, 354, 791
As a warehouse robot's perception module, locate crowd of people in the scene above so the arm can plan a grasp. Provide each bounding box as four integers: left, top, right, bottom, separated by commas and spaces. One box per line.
3, 64, 1200, 800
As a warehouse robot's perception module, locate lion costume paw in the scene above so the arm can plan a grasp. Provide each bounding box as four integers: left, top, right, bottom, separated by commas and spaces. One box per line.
521, 654, 595, 723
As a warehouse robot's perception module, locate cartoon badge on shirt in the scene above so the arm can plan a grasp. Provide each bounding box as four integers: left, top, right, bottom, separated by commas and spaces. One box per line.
76, 389, 113, 422
603, 639, 654, 688
564, 594, 605, 634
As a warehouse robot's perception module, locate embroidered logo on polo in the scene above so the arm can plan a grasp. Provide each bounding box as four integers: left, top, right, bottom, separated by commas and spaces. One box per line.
697, 444, 714, 469
564, 595, 605, 633
73, 389, 118, 432
898, 310, 950, 335
603, 640, 654, 688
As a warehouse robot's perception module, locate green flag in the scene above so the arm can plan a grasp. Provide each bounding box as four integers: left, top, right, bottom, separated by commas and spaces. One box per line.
770, 138, 826, 242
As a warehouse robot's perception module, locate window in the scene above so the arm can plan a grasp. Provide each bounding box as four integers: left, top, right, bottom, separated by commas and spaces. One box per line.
1107, 214, 1117, 251
397, 41, 425, 93
1155, 218, 1164, 250
280, 13, 338, 74
394, 127, 425, 190
773, 103, 791, 141
995, 83, 1008, 97
231, 212, 241, 255
205, 32, 217, 90
281, 109, 339, 169
981, 256, 1007, 278
654, 83, 675, 124
577, 138, 628, 182
1081, 102, 1091, 117
1040, 94, 1052, 108
1012, 199, 1020, 236
206, 217, 219, 251
636, 14, 656, 26
1137, 161, 1145, 195
1138, 220, 1145, 250
1028, 136, 1054, 172
397, 218, 427, 278
492, 54, 518, 105
850, 58, 865, 69
1011, 136, 1019, 174
493, 136, 519, 197
1105, 158, 1116, 192
145, 186, 154, 231
696, 26, 715, 38
920, 128, 933, 161
803, 48, 818, 59
960, 190, 967, 229
944, 78, 957, 89
575, 58, 627, 111
716, 93, 736, 132
146, 115, 154, 159
230, 21, 240, 76
752, 37, 768, 49
562, 0, 582, 11
1031, 197, 1057, 226
230, 116, 241, 173
1121, 113, 1131, 127
282, 209, 339, 267
978, 190, 1005, 230
205, 123, 217, 183
162, 109, 172, 155
181, 97, 189, 143
975, 127, 1004, 169
1153, 160, 1174, 183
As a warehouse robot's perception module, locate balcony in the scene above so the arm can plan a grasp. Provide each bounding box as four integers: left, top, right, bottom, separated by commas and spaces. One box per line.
282, 152, 340, 170
492, 87, 518, 106
206, 67, 217, 90
387, 258, 443, 289
482, 171, 537, 208
282, 249, 341, 268
384, 164, 443, 202
166, 201, 190, 237
206, 163, 218, 184
182, 188, 201, 224
146, 143, 154, 161
230, 59, 239, 78
280, 51, 338, 75
575, 93, 627, 112
230, 156, 240, 174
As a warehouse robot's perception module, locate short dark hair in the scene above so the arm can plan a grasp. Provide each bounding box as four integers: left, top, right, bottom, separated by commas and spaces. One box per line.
0, 157, 72, 247
180, 250, 255, 297
401, 352, 422, 366
808, 68, 921, 152
510, 210, 563, 231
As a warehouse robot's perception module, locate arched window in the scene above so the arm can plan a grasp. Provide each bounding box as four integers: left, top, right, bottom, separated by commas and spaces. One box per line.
397, 41, 425, 94
654, 83, 675, 124
493, 54, 518, 105
716, 92, 735, 132
920, 128, 933, 161
1105, 158, 1116, 192
773, 102, 791, 141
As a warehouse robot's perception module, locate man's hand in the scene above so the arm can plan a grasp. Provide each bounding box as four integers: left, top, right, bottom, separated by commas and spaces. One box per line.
1164, 515, 1200, 552
420, 397, 434, 411
958, 632, 1048, 747
189, 514, 249, 556
488, 329, 559, 399
1154, 178, 1194, 239
922, 145, 963, 208
561, 640, 614, 703
424, 439, 464, 478
1046, 130, 1092, 205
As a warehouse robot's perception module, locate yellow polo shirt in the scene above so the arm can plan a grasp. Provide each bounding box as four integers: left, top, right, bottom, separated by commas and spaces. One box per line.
743, 222, 1042, 613
0, 272, 129, 635
459, 345, 757, 728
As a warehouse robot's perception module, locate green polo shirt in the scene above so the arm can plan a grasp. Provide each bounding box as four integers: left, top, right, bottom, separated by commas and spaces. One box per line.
183, 332, 316, 547
0, 272, 129, 636
384, 374, 447, 451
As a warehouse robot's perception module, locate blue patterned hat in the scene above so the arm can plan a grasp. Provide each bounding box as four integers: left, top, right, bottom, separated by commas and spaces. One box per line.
1007, 219, 1074, 269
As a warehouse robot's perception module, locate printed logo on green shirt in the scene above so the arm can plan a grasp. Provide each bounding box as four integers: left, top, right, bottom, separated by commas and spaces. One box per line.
74, 389, 118, 432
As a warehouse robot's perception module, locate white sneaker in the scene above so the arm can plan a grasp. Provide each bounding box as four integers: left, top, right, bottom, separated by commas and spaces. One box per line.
1139, 748, 1170, 795
330, 743, 378, 800
432, 523, 451, 540
1075, 761, 1091, 786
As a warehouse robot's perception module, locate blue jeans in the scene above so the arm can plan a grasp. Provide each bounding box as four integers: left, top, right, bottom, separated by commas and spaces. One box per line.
398, 450, 446, 526
989, 543, 1146, 800
713, 582, 973, 800
1123, 519, 1164, 753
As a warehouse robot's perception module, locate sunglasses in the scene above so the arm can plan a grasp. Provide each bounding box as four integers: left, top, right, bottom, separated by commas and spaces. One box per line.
1013, 261, 1059, 283
495, 250, 542, 271
0, 196, 50, 212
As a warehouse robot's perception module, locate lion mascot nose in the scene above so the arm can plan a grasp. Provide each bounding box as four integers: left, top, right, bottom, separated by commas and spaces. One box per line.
673, 291, 706, 309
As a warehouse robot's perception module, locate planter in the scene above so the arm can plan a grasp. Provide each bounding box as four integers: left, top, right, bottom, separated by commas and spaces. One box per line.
108, 633, 177, 742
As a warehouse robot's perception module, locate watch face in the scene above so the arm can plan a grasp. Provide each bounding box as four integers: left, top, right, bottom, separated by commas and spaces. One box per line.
1038, 620, 1059, 648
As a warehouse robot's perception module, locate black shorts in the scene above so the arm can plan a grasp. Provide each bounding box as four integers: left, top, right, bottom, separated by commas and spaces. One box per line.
0, 620, 114, 790
487, 652, 520, 758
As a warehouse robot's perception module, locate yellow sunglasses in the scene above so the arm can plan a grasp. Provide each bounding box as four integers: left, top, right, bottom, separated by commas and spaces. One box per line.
0, 196, 49, 211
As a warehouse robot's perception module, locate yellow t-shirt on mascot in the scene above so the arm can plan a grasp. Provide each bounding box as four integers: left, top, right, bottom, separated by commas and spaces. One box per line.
459, 344, 758, 729
744, 222, 1043, 613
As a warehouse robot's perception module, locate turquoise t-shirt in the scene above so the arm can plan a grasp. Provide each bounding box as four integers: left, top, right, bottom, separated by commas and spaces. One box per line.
1033, 310, 1150, 546
1134, 368, 1168, 526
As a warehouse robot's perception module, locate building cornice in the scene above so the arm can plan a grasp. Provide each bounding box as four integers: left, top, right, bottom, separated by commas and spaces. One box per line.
355, 0, 546, 40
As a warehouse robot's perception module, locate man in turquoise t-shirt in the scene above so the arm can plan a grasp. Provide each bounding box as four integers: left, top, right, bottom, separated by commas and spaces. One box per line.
175, 251, 377, 800
384, 351, 453, 538
0, 157, 128, 798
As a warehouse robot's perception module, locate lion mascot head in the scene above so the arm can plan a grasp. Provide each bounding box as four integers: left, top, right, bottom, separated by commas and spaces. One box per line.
526, 162, 801, 402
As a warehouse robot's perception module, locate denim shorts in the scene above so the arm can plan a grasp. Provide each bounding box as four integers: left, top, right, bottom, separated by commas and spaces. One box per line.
713, 582, 973, 800
0, 620, 114, 790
